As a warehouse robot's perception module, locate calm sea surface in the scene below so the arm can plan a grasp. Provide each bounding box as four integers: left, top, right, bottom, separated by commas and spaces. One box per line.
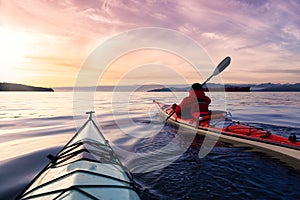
0, 92, 299, 199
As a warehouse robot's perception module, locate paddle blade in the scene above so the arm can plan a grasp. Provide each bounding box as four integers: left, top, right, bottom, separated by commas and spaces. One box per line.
213, 56, 231, 76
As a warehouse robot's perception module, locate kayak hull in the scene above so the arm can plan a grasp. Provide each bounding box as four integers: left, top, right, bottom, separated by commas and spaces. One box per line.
154, 101, 300, 169
17, 113, 141, 200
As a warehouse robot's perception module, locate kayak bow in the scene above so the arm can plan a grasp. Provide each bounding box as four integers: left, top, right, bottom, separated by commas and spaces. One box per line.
154, 101, 300, 168
17, 111, 141, 200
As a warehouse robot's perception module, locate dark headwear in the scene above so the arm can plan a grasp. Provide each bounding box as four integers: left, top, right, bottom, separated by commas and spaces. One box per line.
191, 83, 203, 91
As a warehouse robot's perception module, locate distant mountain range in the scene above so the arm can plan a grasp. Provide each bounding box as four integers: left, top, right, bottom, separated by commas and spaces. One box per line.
249, 83, 300, 91
2, 82, 298, 92
147, 83, 300, 92
54, 83, 300, 92
0, 82, 54, 92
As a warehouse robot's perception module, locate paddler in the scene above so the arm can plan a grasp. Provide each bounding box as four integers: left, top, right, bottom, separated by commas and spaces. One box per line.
172, 83, 211, 120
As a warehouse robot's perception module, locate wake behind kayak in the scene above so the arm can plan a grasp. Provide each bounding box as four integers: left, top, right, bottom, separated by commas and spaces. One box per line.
17, 111, 141, 200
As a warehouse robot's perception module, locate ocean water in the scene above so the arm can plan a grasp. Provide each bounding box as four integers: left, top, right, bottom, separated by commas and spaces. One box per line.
0, 91, 299, 199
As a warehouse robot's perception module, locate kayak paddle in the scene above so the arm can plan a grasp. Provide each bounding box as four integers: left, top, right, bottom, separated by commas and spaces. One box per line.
201, 56, 231, 86
165, 56, 231, 122
165, 110, 175, 122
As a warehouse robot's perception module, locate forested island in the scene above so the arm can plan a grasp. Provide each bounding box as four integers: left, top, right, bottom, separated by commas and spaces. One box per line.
0, 82, 54, 92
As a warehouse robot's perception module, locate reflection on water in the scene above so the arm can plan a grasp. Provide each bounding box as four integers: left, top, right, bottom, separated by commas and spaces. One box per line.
0, 92, 299, 199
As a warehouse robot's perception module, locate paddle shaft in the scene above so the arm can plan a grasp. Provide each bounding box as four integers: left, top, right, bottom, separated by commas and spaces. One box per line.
165, 110, 175, 121
201, 74, 214, 86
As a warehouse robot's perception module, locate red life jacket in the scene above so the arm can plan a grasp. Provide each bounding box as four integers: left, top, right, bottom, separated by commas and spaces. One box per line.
175, 89, 211, 119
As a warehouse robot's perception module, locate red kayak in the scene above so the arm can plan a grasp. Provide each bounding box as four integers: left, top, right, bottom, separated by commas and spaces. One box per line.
154, 100, 300, 168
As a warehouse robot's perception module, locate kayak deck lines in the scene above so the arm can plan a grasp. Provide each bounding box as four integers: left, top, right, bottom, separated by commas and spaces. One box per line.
17, 111, 141, 200
221, 121, 300, 150
46, 139, 120, 167
23, 185, 137, 200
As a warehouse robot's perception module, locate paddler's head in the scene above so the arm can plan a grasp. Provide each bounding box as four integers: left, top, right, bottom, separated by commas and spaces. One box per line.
191, 83, 203, 91
189, 83, 204, 97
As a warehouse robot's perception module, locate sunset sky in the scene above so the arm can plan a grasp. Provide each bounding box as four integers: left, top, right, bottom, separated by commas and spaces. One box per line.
1, 0, 300, 87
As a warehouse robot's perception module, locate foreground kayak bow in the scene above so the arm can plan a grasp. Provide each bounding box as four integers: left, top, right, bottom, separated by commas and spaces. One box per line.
17, 111, 141, 200
154, 101, 300, 168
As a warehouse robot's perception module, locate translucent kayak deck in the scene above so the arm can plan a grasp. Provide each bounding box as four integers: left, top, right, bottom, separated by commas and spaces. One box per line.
17, 112, 141, 200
